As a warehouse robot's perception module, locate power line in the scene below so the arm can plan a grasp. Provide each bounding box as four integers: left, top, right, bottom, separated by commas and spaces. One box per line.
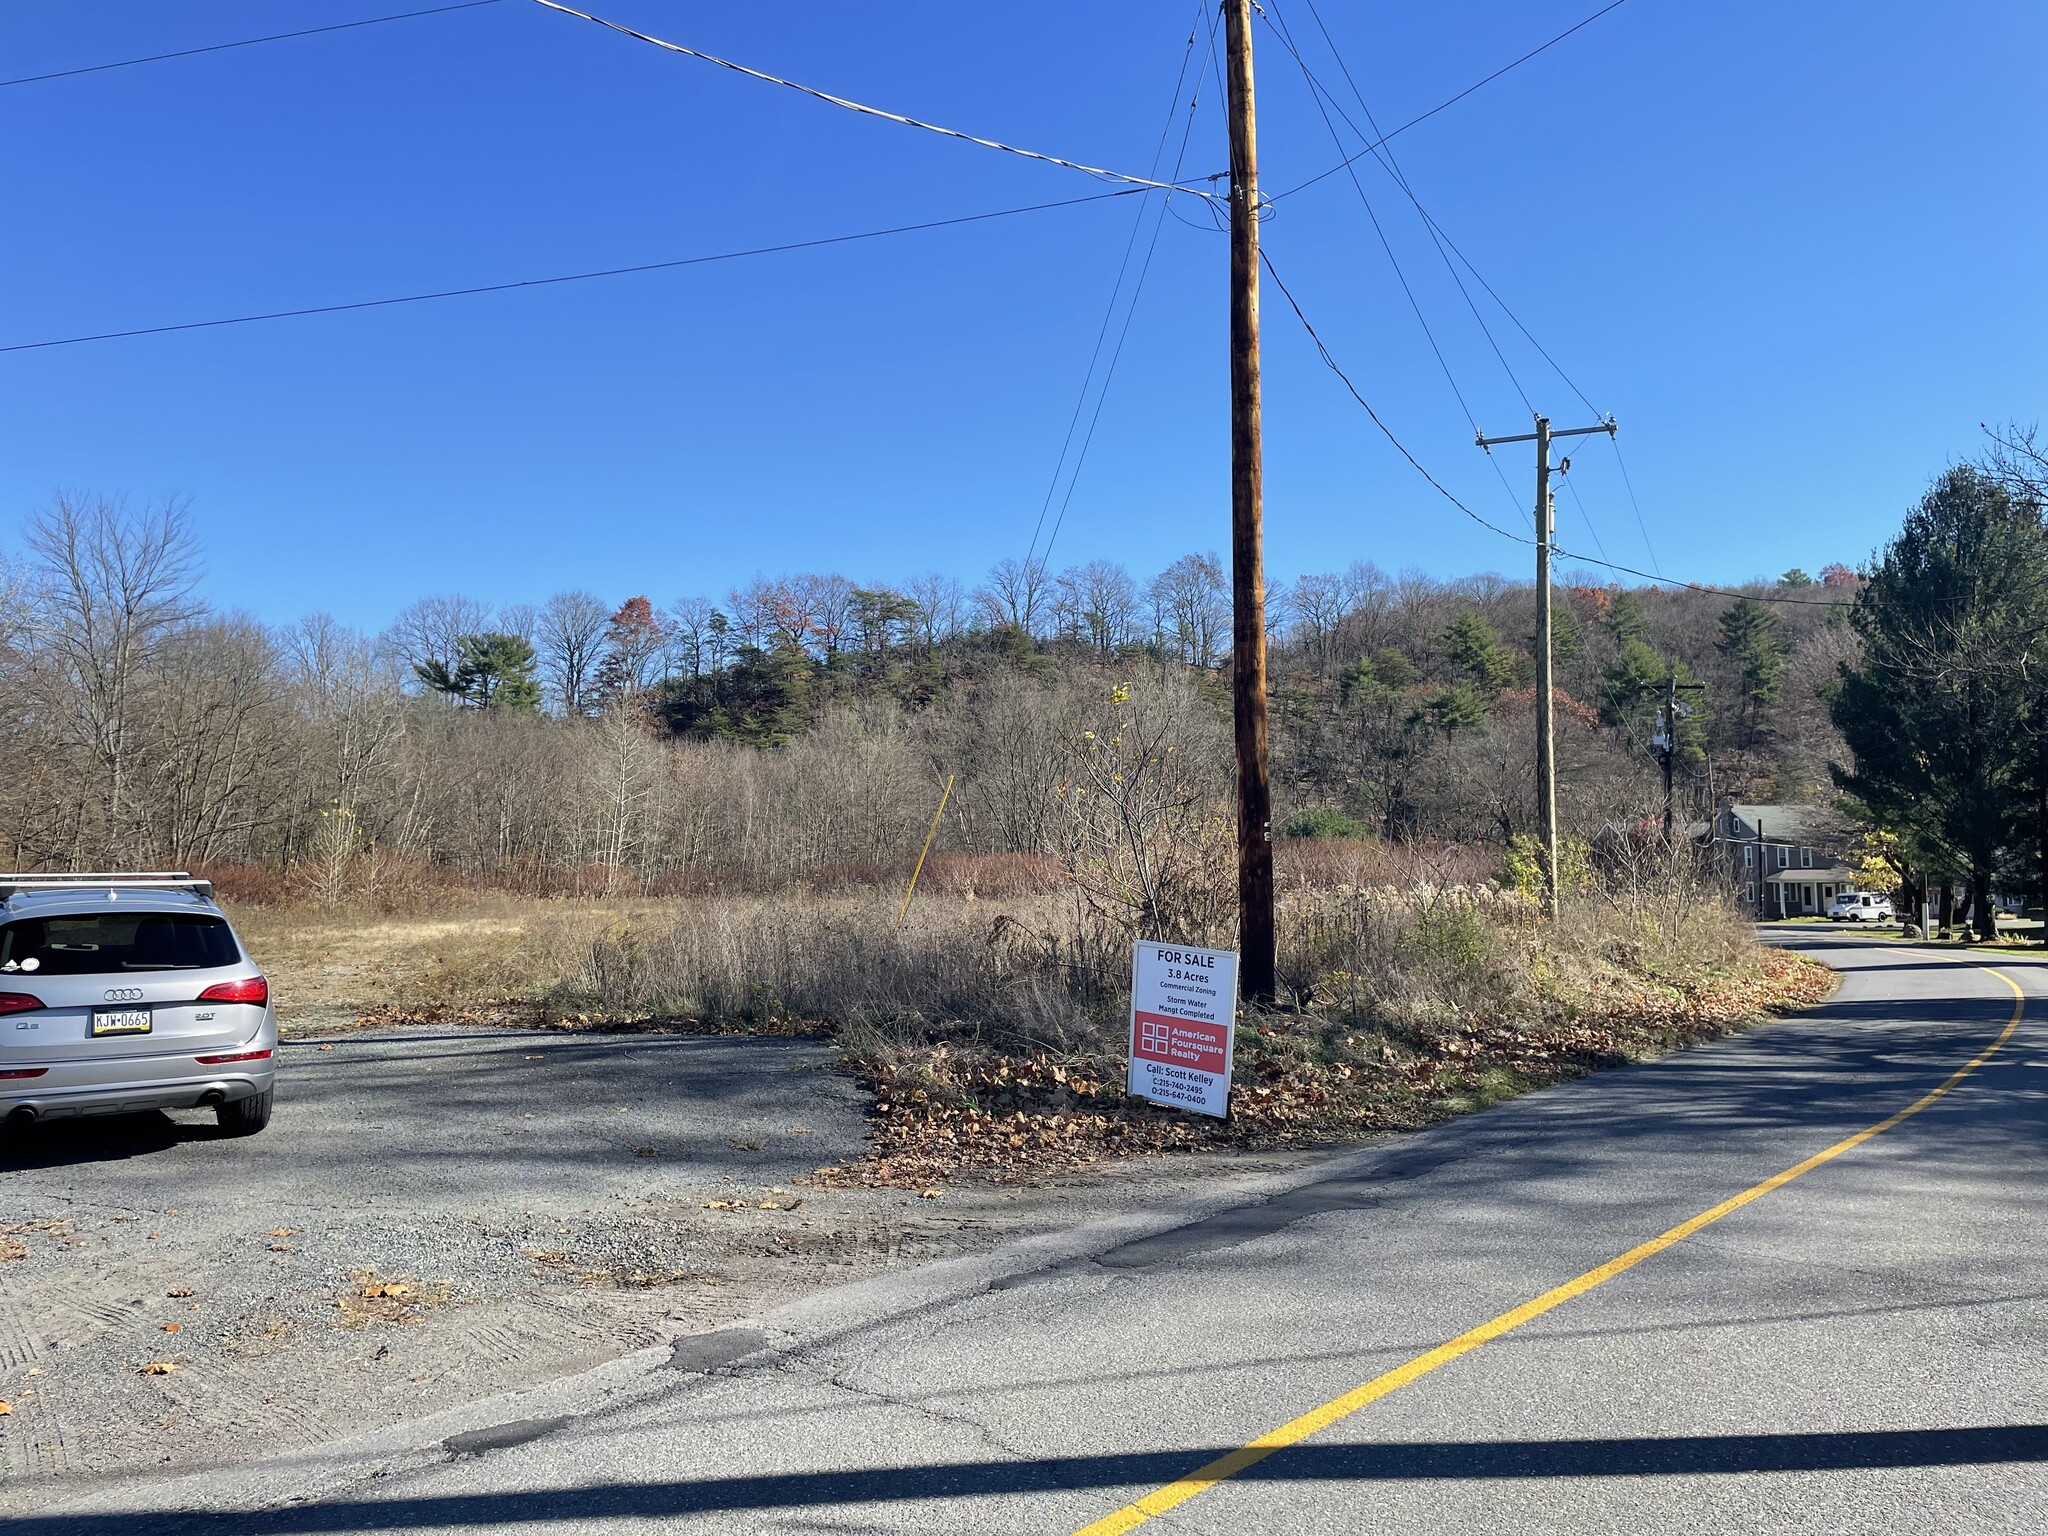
1258, 248, 1849, 610
1259, 248, 1531, 549
1277, 0, 1657, 575
1609, 439, 1662, 575
0, 190, 1144, 355
0, 0, 506, 89
1284, 0, 1541, 415
1026, 1, 1213, 574
526, 0, 1224, 201
1258, 2, 1533, 531
1268, 0, 1636, 201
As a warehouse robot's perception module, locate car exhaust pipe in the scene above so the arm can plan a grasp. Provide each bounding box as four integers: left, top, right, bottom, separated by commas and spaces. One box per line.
196, 1089, 226, 1108
4, 1105, 37, 1126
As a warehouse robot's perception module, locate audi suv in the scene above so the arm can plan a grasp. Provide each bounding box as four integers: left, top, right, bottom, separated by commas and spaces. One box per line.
0, 873, 276, 1135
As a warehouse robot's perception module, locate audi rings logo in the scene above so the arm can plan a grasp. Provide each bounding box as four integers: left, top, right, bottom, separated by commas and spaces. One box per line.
103, 987, 145, 1003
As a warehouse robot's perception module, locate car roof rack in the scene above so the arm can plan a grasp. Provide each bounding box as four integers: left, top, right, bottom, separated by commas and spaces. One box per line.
0, 872, 216, 901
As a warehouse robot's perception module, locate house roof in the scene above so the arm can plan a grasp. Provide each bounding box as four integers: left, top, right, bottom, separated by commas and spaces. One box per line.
1719, 803, 1848, 846
1763, 866, 1857, 885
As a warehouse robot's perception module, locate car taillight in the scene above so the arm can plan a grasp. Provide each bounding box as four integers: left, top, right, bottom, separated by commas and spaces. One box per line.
0, 992, 42, 1016
197, 977, 268, 1006
195, 1048, 273, 1065
0, 1067, 48, 1080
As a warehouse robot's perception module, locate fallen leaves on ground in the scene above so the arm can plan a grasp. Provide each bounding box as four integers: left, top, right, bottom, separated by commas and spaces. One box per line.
351, 1002, 822, 1039
702, 1197, 802, 1211
167, 1287, 195, 1298
0, 1401, 11, 1415
140, 1361, 180, 1376
811, 950, 1836, 1189
1, 1219, 74, 1251
335, 1272, 451, 1328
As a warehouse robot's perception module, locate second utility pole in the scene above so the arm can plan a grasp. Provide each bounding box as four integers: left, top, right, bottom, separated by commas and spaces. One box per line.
1224, 0, 1275, 1003
1476, 413, 1616, 917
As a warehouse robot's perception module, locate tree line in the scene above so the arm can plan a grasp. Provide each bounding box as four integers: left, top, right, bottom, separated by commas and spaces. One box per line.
1830, 427, 2048, 938
0, 488, 1869, 891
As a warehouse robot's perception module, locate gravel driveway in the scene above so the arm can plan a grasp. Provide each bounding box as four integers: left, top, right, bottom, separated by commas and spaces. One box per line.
0, 1023, 1334, 1513
0, 1025, 886, 1504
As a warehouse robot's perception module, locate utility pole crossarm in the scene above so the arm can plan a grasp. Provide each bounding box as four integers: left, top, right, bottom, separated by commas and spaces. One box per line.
1476, 418, 1614, 451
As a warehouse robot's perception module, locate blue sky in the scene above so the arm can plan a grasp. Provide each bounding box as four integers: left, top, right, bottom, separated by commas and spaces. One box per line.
3, 0, 2043, 630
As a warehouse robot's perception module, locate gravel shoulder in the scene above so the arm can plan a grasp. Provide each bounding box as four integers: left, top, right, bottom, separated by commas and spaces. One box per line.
0, 1024, 1327, 1511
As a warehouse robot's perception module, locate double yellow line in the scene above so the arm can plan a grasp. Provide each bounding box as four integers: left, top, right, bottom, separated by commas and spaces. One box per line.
1075, 967, 2026, 1536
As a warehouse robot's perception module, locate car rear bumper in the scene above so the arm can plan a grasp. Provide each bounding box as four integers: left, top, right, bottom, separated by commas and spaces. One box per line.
1, 1055, 275, 1121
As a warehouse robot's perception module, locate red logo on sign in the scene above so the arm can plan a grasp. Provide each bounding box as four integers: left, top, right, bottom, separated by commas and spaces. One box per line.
1132, 1011, 1228, 1075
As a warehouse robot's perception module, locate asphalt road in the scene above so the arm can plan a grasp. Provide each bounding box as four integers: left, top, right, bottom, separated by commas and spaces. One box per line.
12, 929, 2048, 1534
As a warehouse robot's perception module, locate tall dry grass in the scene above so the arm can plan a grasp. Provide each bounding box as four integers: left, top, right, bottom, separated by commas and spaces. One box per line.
546, 842, 1761, 1079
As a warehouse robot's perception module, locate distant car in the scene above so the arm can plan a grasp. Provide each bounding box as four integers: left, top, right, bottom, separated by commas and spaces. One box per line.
0, 873, 275, 1135
1827, 890, 1894, 924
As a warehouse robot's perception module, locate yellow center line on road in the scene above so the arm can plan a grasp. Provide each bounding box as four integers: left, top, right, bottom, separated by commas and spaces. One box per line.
1072, 967, 2026, 1536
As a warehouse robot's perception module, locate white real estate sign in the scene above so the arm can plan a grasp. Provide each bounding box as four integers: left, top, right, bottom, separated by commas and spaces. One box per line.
1128, 941, 1239, 1119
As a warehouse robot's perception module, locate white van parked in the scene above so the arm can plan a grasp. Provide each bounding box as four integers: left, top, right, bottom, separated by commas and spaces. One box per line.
1826, 890, 1894, 924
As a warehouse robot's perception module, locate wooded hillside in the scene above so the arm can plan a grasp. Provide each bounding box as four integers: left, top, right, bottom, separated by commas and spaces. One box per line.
0, 493, 1861, 892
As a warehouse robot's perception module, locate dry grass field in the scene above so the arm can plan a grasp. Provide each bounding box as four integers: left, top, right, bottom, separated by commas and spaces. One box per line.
224, 864, 1835, 1185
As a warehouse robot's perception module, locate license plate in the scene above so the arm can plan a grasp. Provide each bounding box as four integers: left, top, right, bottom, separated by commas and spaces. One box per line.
91, 1008, 152, 1037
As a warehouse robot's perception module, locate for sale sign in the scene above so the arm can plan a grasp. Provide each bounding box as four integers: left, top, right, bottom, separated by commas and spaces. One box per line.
1128, 941, 1239, 1119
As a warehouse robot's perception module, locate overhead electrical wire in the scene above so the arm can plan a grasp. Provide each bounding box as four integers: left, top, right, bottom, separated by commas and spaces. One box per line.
0, 0, 506, 89
0, 190, 1145, 355
1027, 0, 1217, 575
1258, 248, 1847, 610
525, 0, 1223, 200
1275, 0, 1657, 575
1258, 0, 1532, 532
1408, 202, 1664, 572
6, 0, 1688, 601
1268, 0, 1637, 201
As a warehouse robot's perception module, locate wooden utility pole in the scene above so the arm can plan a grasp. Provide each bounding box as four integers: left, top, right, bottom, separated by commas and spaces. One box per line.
1656, 672, 1706, 845
1223, 0, 1274, 1002
1476, 413, 1616, 917
1222, 0, 1274, 1002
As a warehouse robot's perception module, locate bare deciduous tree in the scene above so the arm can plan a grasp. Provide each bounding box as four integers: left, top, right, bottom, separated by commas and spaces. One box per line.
977, 557, 1050, 636
537, 589, 609, 715
1147, 552, 1228, 667
24, 494, 202, 861
388, 593, 488, 695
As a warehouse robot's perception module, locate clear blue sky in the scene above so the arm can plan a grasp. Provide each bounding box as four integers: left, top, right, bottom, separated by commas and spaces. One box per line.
4, 0, 2043, 629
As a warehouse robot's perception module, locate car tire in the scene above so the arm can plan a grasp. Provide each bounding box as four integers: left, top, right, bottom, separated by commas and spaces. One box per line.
216, 1089, 273, 1137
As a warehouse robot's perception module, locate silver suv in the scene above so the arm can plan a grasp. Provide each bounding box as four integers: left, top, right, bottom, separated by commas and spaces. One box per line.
0, 873, 276, 1136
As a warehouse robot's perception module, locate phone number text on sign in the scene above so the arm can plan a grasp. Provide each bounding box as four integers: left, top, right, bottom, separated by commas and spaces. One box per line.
1127, 941, 1239, 1120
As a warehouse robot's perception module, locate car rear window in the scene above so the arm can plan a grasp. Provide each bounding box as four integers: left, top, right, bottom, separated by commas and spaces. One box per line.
0, 912, 241, 976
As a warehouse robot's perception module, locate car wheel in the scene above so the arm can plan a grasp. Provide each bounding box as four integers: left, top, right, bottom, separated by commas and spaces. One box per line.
216, 1089, 273, 1137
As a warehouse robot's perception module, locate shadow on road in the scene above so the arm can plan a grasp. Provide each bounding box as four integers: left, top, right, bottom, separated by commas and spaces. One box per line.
10, 1426, 2045, 1531
0, 1111, 228, 1169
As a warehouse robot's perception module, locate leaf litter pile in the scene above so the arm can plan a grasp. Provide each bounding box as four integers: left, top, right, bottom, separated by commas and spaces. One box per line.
811, 948, 1836, 1188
